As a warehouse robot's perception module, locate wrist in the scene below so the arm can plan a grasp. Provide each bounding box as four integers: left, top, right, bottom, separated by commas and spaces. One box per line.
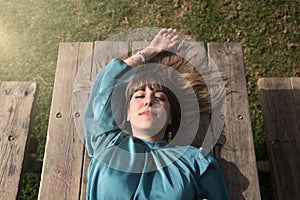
141, 47, 160, 61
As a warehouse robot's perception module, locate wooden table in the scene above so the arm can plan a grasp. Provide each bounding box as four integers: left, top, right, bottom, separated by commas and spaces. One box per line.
38, 41, 261, 200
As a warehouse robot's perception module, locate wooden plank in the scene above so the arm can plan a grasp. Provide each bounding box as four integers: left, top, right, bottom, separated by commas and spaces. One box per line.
75, 41, 128, 199
71, 42, 95, 200
291, 77, 300, 128
39, 41, 130, 200
0, 81, 36, 200
79, 41, 129, 199
258, 77, 300, 200
38, 42, 93, 199
180, 41, 213, 150
132, 41, 149, 52
79, 150, 89, 200
77, 41, 129, 199
94, 41, 130, 75
208, 43, 261, 200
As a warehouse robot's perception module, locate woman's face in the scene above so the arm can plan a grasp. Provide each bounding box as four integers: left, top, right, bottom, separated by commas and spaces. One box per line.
127, 85, 172, 141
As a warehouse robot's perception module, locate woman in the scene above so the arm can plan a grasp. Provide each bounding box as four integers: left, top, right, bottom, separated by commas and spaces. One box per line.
83, 28, 230, 199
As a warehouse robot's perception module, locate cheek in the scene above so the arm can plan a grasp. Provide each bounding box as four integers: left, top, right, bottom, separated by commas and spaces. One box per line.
128, 100, 140, 115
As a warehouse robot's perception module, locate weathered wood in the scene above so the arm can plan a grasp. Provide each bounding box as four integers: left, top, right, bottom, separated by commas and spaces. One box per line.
77, 40, 129, 199
38, 42, 93, 199
93, 41, 130, 75
42, 41, 261, 199
258, 77, 300, 200
0, 81, 36, 200
79, 150, 89, 200
72, 42, 94, 200
208, 43, 261, 200
39, 41, 129, 200
183, 42, 224, 150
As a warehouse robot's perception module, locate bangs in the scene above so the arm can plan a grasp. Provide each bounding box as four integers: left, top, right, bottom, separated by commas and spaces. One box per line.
125, 72, 169, 101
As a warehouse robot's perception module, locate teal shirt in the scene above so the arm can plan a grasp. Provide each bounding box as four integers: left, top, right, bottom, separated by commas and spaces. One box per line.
83, 59, 230, 200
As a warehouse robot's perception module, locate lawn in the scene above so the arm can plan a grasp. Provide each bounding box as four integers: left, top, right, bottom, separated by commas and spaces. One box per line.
0, 0, 299, 199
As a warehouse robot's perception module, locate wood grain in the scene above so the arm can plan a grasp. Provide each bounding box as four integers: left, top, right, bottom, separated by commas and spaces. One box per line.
0, 81, 36, 200
38, 43, 92, 199
208, 43, 261, 200
40, 41, 262, 200
39, 41, 129, 200
258, 77, 300, 200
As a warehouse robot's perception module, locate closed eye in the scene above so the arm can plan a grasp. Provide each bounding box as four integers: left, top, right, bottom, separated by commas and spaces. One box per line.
155, 96, 166, 101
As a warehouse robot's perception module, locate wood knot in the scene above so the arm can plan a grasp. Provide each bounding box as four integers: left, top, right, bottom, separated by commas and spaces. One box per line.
75, 112, 80, 118
8, 135, 15, 141
271, 140, 280, 145
56, 112, 62, 119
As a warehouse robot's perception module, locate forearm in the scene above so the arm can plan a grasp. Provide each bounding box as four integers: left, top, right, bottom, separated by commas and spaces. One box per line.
123, 47, 160, 67
83, 59, 130, 138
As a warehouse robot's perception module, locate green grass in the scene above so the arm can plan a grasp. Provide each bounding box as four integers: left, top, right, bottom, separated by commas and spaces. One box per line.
0, 0, 299, 199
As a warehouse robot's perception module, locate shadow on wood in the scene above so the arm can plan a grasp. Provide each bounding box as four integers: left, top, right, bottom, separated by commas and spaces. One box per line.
258, 77, 300, 200
215, 134, 250, 200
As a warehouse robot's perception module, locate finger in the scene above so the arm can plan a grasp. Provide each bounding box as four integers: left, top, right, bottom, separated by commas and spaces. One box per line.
159, 28, 168, 36
171, 34, 179, 41
166, 28, 175, 36
167, 34, 173, 39
169, 40, 179, 49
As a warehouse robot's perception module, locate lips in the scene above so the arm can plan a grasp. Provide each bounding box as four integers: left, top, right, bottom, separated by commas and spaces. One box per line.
139, 110, 151, 116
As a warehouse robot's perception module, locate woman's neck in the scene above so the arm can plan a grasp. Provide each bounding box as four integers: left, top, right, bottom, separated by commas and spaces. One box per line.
132, 129, 166, 142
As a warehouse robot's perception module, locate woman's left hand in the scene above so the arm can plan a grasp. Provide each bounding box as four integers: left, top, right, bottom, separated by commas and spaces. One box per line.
148, 28, 179, 53
124, 28, 179, 67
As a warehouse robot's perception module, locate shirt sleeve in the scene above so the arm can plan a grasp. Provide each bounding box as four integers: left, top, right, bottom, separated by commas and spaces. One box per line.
197, 152, 231, 200
82, 58, 133, 157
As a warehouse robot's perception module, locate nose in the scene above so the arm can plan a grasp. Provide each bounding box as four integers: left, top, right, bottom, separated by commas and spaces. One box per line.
144, 94, 155, 107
